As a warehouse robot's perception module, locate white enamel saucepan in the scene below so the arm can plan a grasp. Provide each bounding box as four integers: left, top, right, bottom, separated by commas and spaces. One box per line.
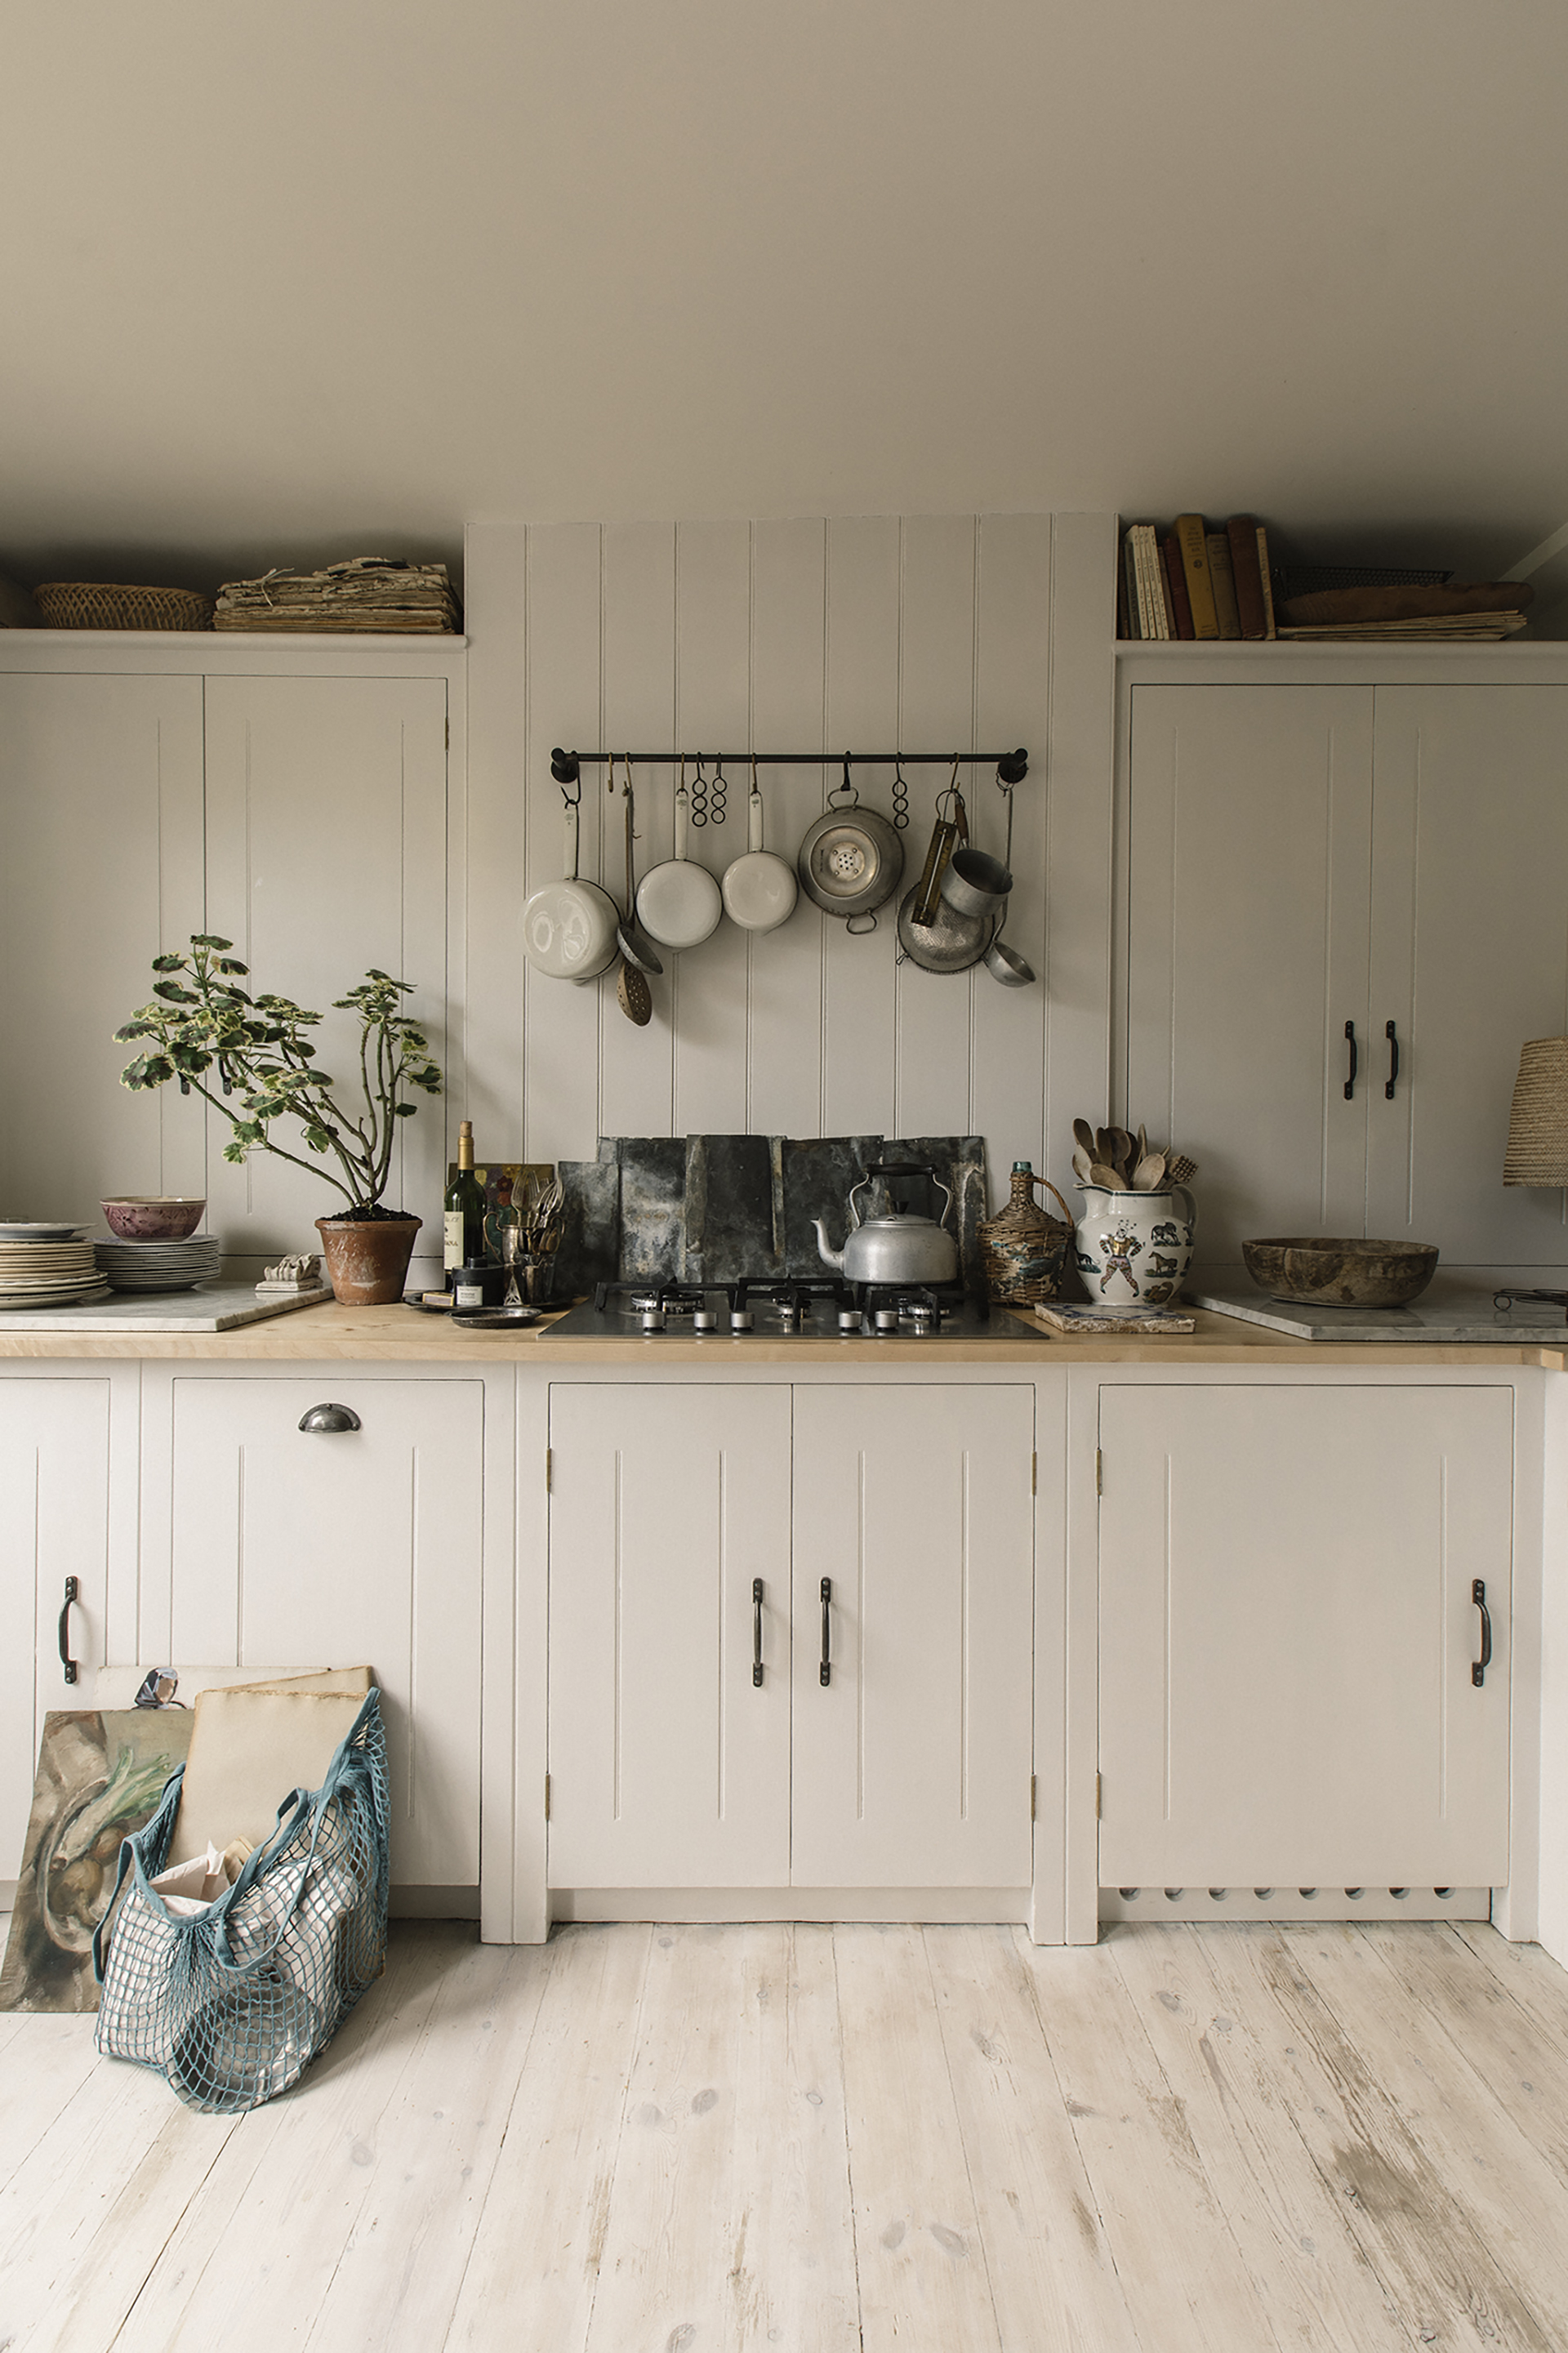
522, 797, 621, 983
722, 764, 798, 934
635, 776, 723, 951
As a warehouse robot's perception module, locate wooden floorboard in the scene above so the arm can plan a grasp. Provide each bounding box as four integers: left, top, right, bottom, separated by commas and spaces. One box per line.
2, 1916, 1568, 2352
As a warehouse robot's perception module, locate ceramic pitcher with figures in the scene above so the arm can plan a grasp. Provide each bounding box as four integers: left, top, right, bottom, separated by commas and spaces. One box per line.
1073, 1183, 1197, 1314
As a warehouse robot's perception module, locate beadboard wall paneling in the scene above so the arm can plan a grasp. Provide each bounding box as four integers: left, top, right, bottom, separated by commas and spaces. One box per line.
466, 515, 1092, 1187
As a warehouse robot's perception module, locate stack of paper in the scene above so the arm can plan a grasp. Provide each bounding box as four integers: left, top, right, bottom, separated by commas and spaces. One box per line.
214, 557, 460, 632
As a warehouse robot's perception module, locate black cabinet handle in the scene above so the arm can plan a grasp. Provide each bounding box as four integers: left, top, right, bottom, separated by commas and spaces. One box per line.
1385, 1019, 1400, 1099
58, 1575, 80, 1687
1472, 1578, 1492, 1687
1343, 1020, 1358, 1099
820, 1577, 832, 1686
752, 1578, 764, 1687
298, 1402, 362, 1433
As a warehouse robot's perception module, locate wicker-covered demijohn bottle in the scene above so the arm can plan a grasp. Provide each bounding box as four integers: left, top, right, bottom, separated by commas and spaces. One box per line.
978, 1161, 1075, 1306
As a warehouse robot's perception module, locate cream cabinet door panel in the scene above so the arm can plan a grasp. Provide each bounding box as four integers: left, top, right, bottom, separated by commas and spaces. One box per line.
164, 1376, 483, 1885
546, 1384, 792, 1888
202, 677, 448, 1259
1098, 1385, 1511, 1888
789, 1384, 1035, 1888
1125, 685, 1374, 1266
1369, 685, 1568, 1266
0, 1379, 113, 1881
0, 675, 205, 1217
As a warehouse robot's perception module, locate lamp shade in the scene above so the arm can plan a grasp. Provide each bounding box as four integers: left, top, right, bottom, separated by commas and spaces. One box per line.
1503, 1037, 1568, 1185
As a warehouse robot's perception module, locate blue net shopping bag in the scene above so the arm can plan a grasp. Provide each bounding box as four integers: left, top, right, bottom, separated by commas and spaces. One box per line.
93, 1688, 390, 2114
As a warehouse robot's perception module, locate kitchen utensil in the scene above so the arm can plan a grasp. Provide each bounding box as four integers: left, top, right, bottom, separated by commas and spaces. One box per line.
617, 959, 652, 1025
1088, 1161, 1128, 1190
1167, 1152, 1198, 1185
101, 1196, 206, 1240
523, 797, 621, 983
1072, 1119, 1097, 1156
896, 886, 995, 973
1071, 1145, 1094, 1183
1131, 1151, 1167, 1189
981, 776, 1036, 984
636, 775, 723, 950
722, 764, 798, 933
1241, 1236, 1439, 1308
796, 761, 905, 933
813, 1161, 960, 1286
910, 794, 961, 926
616, 764, 663, 976
1074, 1179, 1198, 1314
451, 1304, 542, 1330
940, 846, 1012, 920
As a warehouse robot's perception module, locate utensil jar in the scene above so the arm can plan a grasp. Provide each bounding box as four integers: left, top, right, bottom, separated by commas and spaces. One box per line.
1073, 1183, 1197, 1314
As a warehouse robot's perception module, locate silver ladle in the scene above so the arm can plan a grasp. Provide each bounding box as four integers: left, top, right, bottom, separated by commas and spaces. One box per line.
983, 773, 1036, 987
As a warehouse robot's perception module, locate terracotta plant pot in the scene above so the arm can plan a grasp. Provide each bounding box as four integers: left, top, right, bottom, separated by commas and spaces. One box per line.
314, 1214, 422, 1306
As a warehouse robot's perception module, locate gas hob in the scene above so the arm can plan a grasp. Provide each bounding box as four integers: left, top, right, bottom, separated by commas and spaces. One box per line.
545, 1276, 1013, 1343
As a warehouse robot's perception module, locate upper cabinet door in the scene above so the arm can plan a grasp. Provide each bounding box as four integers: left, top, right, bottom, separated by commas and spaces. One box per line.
0, 675, 206, 1217
1125, 685, 1374, 1266
1368, 686, 1568, 1268
203, 676, 448, 1255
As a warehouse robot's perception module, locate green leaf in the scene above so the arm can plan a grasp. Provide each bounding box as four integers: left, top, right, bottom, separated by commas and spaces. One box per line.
153, 980, 198, 1003
191, 934, 234, 951
221, 1139, 250, 1165
216, 956, 248, 974
151, 952, 185, 973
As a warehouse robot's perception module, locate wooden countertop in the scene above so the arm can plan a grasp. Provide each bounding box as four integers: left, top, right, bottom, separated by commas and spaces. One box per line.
0, 1299, 1561, 1368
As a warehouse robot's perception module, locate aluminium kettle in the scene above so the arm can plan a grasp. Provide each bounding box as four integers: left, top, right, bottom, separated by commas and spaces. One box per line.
813, 1161, 960, 1286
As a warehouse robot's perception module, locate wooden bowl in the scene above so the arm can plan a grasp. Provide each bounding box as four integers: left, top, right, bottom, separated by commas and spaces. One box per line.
1241, 1236, 1439, 1308
101, 1195, 206, 1241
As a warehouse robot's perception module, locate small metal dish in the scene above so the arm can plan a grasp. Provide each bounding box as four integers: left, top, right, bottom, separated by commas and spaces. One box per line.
451, 1304, 542, 1330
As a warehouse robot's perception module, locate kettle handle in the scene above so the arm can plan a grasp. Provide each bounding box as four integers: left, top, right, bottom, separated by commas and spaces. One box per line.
861, 1161, 953, 1228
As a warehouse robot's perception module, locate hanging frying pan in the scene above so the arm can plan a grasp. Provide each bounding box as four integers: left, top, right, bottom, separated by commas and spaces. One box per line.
722, 763, 798, 934
522, 797, 620, 983
635, 775, 723, 951
796, 759, 904, 934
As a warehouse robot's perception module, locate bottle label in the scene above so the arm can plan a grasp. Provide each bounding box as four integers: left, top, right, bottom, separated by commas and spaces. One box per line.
443, 1210, 465, 1270
455, 1279, 484, 1308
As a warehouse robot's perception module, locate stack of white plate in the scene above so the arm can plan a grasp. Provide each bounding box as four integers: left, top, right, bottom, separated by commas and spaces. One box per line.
95, 1234, 223, 1293
0, 1222, 112, 1308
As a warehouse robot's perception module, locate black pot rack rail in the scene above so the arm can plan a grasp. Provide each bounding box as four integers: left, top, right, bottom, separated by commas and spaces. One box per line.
550, 747, 1029, 787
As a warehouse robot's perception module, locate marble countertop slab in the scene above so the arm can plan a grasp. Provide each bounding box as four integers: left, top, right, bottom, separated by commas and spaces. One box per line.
1191, 1281, 1568, 1344
0, 1281, 334, 1334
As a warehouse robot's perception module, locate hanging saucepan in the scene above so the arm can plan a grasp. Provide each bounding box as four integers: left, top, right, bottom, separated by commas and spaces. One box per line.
522, 794, 621, 983
796, 758, 905, 934
722, 759, 799, 934
897, 886, 997, 972
635, 766, 723, 951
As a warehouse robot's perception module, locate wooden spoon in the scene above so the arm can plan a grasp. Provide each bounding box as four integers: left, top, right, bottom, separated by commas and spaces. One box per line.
1132, 1151, 1167, 1190
1071, 1145, 1094, 1183
1108, 1126, 1136, 1174
1089, 1161, 1129, 1191
1073, 1117, 1097, 1156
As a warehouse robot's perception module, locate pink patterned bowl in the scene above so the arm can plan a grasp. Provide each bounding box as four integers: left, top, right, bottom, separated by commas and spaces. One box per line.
101, 1196, 206, 1241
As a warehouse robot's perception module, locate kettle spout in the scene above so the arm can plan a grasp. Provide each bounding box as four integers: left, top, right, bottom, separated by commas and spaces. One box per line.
813, 1218, 844, 1272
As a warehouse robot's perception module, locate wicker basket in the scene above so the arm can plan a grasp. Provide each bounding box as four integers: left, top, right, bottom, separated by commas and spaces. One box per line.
978, 1166, 1076, 1306
33, 582, 213, 631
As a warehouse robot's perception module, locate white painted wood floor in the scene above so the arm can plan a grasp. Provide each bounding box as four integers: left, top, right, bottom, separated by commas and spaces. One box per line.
5, 1915, 1568, 2351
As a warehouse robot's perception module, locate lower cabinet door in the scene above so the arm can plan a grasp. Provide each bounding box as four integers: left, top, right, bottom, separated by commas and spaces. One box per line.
1098, 1384, 1513, 1889
1, 1378, 113, 1882
546, 1384, 793, 1888
163, 1376, 483, 1887
789, 1384, 1036, 1889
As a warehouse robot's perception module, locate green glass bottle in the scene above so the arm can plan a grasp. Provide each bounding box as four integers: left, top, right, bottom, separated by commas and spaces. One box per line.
443, 1120, 485, 1278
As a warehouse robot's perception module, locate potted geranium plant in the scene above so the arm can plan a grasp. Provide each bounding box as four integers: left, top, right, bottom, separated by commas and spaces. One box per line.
116, 934, 443, 1304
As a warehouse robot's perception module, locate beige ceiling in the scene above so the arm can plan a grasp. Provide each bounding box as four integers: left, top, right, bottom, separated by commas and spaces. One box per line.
2, 0, 1564, 595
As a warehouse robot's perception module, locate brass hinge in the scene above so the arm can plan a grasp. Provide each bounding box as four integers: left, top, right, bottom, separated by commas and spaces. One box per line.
1030, 1773, 1037, 1820
1031, 1451, 1038, 1496
1096, 1447, 1103, 1496
545, 1447, 553, 1491
1096, 1771, 1102, 1819
544, 1772, 551, 1820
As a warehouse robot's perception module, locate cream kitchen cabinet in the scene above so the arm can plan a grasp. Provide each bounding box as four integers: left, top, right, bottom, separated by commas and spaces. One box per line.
140, 1371, 484, 1891
0, 1375, 116, 1882
1125, 679, 1568, 1271
544, 1379, 1037, 1901
1095, 1383, 1513, 1893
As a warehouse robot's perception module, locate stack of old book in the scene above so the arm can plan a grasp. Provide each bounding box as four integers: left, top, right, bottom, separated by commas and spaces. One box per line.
1120, 515, 1276, 640
213, 557, 461, 633
1273, 582, 1532, 640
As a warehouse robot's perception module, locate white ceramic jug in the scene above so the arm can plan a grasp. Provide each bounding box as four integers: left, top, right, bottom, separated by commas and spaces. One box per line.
1073, 1184, 1197, 1314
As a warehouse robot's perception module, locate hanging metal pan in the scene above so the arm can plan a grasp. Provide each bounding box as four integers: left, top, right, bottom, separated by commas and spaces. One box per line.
522, 801, 621, 983
796, 770, 904, 931
896, 885, 996, 973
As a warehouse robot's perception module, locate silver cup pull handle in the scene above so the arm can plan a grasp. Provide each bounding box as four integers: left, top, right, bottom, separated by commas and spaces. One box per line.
298, 1402, 362, 1433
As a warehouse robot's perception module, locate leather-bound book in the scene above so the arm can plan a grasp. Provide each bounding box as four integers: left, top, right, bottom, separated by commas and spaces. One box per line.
1226, 515, 1269, 638
1206, 533, 1242, 638
1122, 531, 1143, 637
1174, 515, 1219, 638
1161, 534, 1196, 636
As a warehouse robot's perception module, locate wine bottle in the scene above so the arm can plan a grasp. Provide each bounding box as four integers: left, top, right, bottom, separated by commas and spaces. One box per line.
443, 1121, 485, 1277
